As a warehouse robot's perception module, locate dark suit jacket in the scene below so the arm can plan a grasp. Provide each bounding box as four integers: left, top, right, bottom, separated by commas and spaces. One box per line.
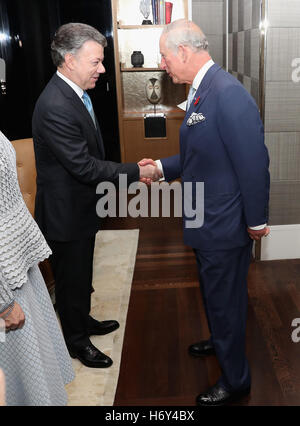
161, 64, 270, 251
32, 74, 139, 241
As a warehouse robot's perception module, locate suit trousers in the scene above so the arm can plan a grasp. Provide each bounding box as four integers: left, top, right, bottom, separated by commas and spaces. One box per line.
47, 236, 96, 350
194, 241, 253, 392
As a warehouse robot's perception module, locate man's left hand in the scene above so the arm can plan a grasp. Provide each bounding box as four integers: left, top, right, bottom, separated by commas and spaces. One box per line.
247, 227, 270, 241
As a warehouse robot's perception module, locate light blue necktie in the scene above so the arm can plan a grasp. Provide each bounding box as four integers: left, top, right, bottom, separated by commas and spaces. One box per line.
82, 91, 96, 127
187, 86, 196, 110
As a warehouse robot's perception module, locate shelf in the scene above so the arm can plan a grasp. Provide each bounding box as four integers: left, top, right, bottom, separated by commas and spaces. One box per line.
121, 66, 164, 72
118, 24, 165, 29
123, 109, 185, 120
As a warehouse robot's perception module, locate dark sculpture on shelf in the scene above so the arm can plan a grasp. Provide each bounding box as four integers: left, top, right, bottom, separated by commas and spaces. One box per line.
144, 77, 166, 138
145, 77, 162, 114
140, 0, 152, 25
131, 51, 144, 68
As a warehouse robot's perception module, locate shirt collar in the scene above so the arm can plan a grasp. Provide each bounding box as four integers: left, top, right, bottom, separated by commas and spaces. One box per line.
192, 59, 215, 91
56, 70, 84, 100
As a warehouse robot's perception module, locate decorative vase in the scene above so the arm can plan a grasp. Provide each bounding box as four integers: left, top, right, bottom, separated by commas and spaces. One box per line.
131, 51, 144, 68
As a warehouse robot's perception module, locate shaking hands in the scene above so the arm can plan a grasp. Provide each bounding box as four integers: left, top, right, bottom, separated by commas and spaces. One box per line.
138, 158, 162, 185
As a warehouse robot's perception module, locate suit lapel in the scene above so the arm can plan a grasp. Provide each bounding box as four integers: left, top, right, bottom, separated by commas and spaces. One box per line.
186, 64, 222, 116
52, 74, 106, 158
70, 89, 98, 134
94, 116, 106, 158
181, 64, 222, 161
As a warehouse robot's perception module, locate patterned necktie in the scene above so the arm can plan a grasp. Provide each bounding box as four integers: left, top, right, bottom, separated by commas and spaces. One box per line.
187, 86, 196, 110
82, 91, 96, 127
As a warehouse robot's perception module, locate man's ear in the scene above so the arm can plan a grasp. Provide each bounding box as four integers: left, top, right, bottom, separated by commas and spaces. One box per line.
177, 45, 185, 62
64, 53, 75, 70
177, 45, 189, 63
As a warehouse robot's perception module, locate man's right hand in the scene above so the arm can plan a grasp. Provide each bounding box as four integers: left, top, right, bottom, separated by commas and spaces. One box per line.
138, 160, 162, 185
139, 158, 157, 167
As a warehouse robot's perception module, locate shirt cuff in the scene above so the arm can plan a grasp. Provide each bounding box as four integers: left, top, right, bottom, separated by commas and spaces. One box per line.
0, 299, 15, 315
249, 224, 267, 231
155, 160, 165, 182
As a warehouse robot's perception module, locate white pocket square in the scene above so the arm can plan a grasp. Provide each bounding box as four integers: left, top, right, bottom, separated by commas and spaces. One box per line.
187, 112, 206, 127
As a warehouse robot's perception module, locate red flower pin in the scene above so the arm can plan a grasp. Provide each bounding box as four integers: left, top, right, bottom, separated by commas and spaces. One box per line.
194, 96, 201, 106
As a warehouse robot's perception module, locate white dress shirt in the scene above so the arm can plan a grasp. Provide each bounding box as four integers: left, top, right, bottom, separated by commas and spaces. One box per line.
56, 70, 84, 102
190, 59, 215, 94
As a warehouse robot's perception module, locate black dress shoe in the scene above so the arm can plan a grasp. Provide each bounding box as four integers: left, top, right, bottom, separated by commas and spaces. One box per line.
88, 319, 120, 336
69, 343, 113, 368
196, 384, 251, 406
189, 340, 216, 357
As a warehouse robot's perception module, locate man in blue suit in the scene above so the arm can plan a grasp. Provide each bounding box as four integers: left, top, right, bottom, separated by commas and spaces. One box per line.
141, 19, 270, 405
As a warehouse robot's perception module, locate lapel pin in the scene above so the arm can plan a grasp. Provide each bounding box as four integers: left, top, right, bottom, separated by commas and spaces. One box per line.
194, 96, 201, 106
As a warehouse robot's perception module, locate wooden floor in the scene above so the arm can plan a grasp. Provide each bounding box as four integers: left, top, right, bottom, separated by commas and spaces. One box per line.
102, 215, 300, 406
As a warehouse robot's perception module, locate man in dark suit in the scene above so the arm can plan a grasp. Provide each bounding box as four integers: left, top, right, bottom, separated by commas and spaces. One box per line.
33, 23, 160, 369
141, 19, 270, 405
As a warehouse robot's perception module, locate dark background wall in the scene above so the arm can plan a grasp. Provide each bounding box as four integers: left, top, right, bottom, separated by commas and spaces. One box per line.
0, 0, 120, 162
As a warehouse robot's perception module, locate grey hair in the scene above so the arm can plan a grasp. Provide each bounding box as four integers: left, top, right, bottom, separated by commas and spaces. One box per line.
51, 23, 107, 67
162, 19, 209, 53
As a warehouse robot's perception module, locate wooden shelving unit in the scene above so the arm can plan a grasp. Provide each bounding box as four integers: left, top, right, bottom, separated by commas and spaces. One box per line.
112, 0, 189, 163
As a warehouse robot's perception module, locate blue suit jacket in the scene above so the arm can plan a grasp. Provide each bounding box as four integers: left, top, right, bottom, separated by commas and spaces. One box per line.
161, 64, 270, 250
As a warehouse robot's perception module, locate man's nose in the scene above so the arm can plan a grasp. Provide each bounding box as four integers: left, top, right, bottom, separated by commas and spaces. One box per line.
160, 57, 166, 70
98, 63, 106, 74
